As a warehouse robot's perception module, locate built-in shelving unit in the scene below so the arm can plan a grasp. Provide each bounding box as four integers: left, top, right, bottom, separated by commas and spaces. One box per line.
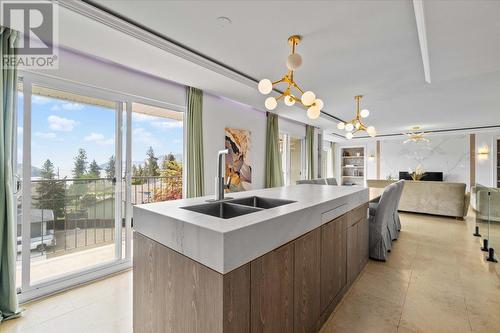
340, 147, 365, 186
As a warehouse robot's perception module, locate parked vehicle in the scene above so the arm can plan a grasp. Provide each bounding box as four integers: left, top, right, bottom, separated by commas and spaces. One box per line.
17, 208, 56, 252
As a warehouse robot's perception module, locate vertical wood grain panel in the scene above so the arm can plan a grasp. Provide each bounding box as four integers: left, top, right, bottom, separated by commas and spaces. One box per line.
223, 264, 251, 332
294, 229, 321, 333
346, 220, 359, 286
320, 215, 347, 312
358, 217, 369, 271
251, 242, 294, 333
133, 232, 154, 333
133, 232, 223, 333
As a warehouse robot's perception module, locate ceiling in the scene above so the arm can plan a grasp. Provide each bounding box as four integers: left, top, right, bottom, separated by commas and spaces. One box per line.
80, 0, 500, 136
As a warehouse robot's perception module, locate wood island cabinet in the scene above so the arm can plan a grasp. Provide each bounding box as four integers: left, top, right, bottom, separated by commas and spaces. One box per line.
320, 215, 347, 313
134, 203, 369, 333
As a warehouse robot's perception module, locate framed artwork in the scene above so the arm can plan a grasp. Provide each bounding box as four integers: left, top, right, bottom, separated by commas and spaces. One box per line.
225, 127, 252, 191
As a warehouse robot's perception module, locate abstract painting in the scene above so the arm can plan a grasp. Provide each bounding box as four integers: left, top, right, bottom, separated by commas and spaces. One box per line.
225, 128, 252, 192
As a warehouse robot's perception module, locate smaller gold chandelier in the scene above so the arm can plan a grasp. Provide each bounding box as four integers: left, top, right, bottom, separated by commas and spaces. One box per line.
258, 35, 323, 119
403, 126, 429, 144
337, 95, 376, 139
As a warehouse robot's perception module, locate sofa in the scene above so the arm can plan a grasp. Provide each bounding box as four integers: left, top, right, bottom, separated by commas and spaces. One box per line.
367, 179, 470, 218
471, 185, 500, 222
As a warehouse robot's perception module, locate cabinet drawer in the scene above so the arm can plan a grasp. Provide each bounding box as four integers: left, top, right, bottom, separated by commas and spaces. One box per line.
347, 203, 368, 226
321, 204, 346, 224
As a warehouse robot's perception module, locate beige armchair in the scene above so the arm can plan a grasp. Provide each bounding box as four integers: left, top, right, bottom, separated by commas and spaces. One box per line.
471, 186, 500, 222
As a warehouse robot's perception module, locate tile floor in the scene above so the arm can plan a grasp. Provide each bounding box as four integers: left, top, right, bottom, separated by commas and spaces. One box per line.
2, 211, 499, 333
321, 211, 500, 333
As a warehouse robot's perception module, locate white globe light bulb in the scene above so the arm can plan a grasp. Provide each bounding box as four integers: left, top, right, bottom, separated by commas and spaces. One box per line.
337, 122, 345, 130
264, 96, 277, 110
307, 106, 321, 119
284, 95, 295, 106
258, 79, 273, 95
346, 132, 353, 140
360, 109, 370, 118
314, 98, 324, 110
345, 123, 354, 132
301, 91, 316, 106
286, 53, 303, 70
367, 126, 376, 137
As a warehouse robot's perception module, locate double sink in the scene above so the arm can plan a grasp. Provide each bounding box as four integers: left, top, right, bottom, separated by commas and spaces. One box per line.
181, 196, 296, 219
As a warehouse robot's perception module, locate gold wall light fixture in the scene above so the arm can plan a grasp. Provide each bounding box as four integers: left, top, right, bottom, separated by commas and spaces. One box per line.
477, 145, 489, 160
337, 95, 376, 139
258, 35, 324, 119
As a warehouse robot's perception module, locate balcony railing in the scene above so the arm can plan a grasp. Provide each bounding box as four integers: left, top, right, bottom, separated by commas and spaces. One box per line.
17, 175, 182, 259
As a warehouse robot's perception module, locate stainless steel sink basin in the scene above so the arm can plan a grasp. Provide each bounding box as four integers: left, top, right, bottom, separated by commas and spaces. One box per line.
228, 196, 296, 209
181, 202, 263, 219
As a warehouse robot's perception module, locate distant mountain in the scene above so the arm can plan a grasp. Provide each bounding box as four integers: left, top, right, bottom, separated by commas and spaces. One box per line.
17, 164, 42, 177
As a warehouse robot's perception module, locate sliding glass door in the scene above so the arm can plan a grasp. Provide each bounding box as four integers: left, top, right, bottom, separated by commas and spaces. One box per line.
17, 74, 129, 301
280, 133, 305, 185
16, 72, 185, 301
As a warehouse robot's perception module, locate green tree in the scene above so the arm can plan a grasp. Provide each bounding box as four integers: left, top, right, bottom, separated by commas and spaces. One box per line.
161, 153, 176, 170
132, 164, 145, 185
73, 148, 88, 178
88, 159, 101, 178
105, 155, 115, 179
35, 159, 65, 218
144, 146, 159, 176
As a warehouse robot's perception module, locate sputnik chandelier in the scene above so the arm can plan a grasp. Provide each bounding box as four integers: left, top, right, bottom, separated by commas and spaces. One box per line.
337, 95, 376, 139
257, 35, 324, 119
403, 126, 429, 144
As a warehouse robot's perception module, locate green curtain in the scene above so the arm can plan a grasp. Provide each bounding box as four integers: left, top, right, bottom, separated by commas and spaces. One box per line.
185, 87, 204, 198
0, 27, 21, 322
265, 112, 283, 188
305, 125, 315, 180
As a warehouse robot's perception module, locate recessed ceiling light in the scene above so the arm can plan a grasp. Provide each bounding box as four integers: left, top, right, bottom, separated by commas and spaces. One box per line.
217, 16, 232, 27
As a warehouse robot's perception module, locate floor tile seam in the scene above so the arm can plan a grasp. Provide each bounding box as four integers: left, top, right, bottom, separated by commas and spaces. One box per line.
395, 250, 415, 330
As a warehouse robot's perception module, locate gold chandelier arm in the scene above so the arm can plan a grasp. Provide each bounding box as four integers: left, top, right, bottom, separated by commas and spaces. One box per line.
276, 93, 286, 101
272, 77, 286, 85
291, 81, 305, 94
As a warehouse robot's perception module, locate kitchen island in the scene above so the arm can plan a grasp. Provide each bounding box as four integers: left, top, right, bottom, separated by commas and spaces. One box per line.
133, 185, 369, 333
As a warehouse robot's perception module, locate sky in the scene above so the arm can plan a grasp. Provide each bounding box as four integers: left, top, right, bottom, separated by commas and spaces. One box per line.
17, 94, 183, 178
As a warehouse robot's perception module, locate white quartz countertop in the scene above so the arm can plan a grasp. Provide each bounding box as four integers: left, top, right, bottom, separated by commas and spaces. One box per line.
133, 185, 369, 274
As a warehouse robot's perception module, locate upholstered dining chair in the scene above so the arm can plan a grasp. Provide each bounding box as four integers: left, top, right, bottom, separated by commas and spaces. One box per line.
368, 184, 395, 261
296, 179, 328, 185
369, 180, 404, 241
394, 180, 405, 232
326, 178, 338, 185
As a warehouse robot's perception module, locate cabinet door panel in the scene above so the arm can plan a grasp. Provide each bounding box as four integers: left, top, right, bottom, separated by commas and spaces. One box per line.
294, 229, 321, 333
223, 264, 250, 333
320, 215, 347, 312
346, 220, 359, 286
251, 242, 294, 333
358, 217, 369, 272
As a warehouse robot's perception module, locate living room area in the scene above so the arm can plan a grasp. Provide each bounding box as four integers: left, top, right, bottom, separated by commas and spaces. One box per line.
333, 131, 500, 261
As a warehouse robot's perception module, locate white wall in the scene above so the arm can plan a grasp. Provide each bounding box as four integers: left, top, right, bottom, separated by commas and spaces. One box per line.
279, 118, 305, 138
335, 133, 472, 187
203, 95, 267, 195
379, 134, 470, 186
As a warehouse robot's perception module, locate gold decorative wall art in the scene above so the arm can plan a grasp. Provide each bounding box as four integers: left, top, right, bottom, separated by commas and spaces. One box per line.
225, 128, 252, 191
